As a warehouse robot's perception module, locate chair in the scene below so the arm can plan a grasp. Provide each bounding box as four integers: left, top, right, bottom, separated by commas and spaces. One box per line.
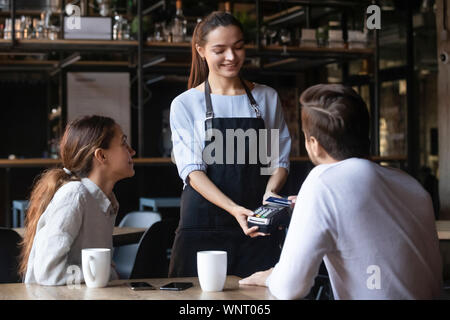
139, 197, 180, 211
112, 211, 162, 279
12, 200, 29, 228
303, 262, 334, 300
129, 219, 178, 279
0, 228, 22, 283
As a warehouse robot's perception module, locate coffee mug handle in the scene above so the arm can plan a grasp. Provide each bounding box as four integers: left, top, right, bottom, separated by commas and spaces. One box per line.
84, 255, 96, 283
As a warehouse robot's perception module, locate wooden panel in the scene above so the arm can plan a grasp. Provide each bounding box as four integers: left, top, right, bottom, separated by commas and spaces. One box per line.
13, 227, 146, 246
0, 156, 406, 168
436, 0, 450, 219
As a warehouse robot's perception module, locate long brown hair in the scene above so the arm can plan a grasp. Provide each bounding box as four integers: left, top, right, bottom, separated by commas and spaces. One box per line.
18, 115, 117, 278
188, 11, 245, 89
300, 84, 370, 160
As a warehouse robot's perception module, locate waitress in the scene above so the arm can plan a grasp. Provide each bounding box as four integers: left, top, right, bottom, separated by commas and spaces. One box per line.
168, 11, 291, 278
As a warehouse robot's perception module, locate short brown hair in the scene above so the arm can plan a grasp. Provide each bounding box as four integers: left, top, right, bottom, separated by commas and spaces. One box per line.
300, 84, 370, 160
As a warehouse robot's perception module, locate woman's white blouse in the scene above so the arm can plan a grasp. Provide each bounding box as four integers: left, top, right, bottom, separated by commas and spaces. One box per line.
24, 178, 119, 285
170, 83, 292, 187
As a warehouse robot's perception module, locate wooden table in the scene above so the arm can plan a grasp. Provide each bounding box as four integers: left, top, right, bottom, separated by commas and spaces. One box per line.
14, 221, 450, 242
0, 276, 273, 300
13, 227, 146, 247
436, 221, 450, 240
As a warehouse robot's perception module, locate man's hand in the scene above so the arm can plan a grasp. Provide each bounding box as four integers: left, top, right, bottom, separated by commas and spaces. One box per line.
287, 195, 297, 209
239, 268, 273, 287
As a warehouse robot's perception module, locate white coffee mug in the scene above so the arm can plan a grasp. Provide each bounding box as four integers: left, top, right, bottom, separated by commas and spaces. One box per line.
197, 250, 227, 292
81, 248, 111, 288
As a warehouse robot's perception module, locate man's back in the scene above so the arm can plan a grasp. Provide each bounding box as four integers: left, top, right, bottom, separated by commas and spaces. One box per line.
267, 157, 443, 300
313, 158, 442, 299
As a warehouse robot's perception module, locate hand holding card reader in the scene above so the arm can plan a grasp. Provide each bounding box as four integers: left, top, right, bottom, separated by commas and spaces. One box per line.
247, 197, 292, 234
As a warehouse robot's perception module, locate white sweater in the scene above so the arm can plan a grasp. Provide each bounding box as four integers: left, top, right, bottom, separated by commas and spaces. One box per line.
267, 158, 443, 299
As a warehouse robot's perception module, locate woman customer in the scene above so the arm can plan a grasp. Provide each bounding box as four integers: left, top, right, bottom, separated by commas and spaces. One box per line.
19, 115, 136, 285
169, 11, 291, 278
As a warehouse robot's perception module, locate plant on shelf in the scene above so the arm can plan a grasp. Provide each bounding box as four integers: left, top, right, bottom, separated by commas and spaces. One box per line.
234, 10, 257, 44
131, 15, 153, 40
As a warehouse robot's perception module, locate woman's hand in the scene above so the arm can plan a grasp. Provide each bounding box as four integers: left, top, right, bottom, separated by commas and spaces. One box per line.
230, 205, 269, 238
262, 168, 288, 205
262, 191, 282, 205
287, 195, 297, 209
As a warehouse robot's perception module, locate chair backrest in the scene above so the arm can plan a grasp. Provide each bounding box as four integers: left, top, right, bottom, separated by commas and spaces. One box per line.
118, 211, 162, 228
129, 219, 178, 279
113, 211, 162, 279
0, 228, 22, 283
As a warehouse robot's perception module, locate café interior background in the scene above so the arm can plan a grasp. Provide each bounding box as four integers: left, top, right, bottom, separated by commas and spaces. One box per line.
0, 0, 440, 226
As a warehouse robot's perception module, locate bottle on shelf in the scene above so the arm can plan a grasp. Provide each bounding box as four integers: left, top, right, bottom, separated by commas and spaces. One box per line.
170, 0, 187, 43
4, 18, 11, 40
23, 16, 33, 40
316, 25, 329, 47
126, 0, 134, 19
224, 1, 232, 14
15, 17, 23, 40
33, 18, 43, 40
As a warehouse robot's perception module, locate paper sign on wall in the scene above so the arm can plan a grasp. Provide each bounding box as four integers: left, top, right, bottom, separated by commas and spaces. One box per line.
67, 72, 131, 143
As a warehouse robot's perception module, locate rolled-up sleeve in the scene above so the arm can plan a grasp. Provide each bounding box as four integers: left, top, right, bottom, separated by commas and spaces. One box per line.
32, 191, 84, 286
170, 98, 207, 184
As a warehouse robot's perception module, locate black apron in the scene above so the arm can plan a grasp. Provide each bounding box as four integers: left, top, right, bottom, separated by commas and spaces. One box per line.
168, 79, 282, 278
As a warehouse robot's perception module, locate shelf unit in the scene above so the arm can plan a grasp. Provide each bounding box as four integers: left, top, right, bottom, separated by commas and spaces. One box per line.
0, 0, 380, 158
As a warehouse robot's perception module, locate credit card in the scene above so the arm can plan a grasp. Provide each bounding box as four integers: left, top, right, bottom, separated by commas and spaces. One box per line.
265, 196, 291, 207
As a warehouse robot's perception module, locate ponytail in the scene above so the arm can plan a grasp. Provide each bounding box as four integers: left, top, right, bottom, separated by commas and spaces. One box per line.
188, 22, 209, 89
18, 115, 116, 279
18, 168, 78, 278
188, 11, 244, 89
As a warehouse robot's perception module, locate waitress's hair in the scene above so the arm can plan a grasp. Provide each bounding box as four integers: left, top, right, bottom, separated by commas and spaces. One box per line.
18, 115, 117, 278
300, 84, 370, 160
188, 11, 244, 89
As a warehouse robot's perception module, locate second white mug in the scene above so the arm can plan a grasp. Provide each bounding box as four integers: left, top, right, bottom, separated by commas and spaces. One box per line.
197, 250, 227, 292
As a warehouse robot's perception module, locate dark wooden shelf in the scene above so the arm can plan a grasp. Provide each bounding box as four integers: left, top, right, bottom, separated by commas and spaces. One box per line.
1, 39, 138, 52
144, 41, 374, 59
0, 9, 62, 16
0, 39, 373, 60
0, 156, 406, 168
0, 157, 174, 168
0, 57, 133, 72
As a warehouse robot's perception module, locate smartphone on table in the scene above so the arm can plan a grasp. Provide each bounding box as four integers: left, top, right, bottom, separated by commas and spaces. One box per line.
128, 282, 156, 291
160, 282, 193, 291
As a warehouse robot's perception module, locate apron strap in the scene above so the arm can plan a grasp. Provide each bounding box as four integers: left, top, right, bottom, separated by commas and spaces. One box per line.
204, 78, 262, 130
239, 77, 262, 118
204, 80, 214, 134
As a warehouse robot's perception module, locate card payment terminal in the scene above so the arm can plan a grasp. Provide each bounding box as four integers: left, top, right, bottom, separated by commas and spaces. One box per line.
247, 197, 292, 234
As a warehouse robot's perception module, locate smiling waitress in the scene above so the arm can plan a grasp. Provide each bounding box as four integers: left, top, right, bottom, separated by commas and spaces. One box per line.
168, 12, 292, 278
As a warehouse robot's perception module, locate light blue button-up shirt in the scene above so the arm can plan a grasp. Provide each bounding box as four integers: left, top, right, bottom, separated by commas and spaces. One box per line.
170, 83, 292, 187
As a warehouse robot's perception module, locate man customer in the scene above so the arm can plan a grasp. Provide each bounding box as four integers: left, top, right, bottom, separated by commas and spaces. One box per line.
239, 84, 443, 299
